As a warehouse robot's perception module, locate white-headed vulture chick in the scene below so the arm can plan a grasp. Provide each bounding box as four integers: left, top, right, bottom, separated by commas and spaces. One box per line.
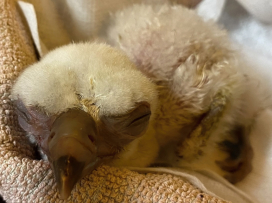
11, 3, 271, 200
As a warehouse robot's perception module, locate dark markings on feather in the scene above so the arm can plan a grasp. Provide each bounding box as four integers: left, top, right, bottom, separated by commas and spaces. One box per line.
218, 124, 245, 160
216, 124, 253, 183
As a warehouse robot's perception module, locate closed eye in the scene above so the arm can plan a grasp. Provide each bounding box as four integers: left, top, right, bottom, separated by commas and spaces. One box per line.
128, 112, 151, 127
100, 101, 151, 137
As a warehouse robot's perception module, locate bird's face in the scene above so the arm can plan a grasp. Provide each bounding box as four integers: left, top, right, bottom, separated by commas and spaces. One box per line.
11, 43, 157, 199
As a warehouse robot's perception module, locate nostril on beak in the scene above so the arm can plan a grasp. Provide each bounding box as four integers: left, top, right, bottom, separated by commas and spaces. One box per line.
48, 132, 56, 143
50, 132, 55, 140
88, 135, 95, 143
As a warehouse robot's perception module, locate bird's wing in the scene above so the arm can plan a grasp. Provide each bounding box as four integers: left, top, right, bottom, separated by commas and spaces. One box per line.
175, 89, 230, 160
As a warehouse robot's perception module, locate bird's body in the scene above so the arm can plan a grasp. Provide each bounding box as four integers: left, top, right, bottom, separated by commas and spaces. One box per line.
11, 3, 271, 199
106, 4, 270, 181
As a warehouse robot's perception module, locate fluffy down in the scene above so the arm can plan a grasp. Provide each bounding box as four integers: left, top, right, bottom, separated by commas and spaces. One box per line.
106, 3, 272, 182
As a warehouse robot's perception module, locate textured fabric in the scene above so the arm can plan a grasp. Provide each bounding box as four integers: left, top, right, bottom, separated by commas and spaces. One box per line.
0, 0, 230, 202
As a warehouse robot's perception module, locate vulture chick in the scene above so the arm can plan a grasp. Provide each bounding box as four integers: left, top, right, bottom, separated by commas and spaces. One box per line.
11, 43, 159, 199
11, 3, 270, 199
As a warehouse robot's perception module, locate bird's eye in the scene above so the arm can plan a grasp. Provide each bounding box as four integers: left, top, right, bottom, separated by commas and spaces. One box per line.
100, 102, 151, 138
119, 102, 151, 137
128, 112, 151, 127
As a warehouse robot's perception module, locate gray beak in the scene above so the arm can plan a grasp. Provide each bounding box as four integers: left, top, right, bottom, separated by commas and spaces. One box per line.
48, 109, 100, 199
53, 155, 85, 199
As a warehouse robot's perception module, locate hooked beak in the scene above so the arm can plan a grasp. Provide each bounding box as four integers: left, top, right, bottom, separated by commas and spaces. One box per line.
48, 109, 100, 199
53, 155, 85, 199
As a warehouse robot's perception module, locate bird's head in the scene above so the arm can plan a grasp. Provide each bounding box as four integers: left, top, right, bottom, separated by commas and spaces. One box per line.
11, 43, 158, 199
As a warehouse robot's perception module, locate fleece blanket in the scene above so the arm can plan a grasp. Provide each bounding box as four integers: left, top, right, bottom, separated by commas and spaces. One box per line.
0, 0, 270, 202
